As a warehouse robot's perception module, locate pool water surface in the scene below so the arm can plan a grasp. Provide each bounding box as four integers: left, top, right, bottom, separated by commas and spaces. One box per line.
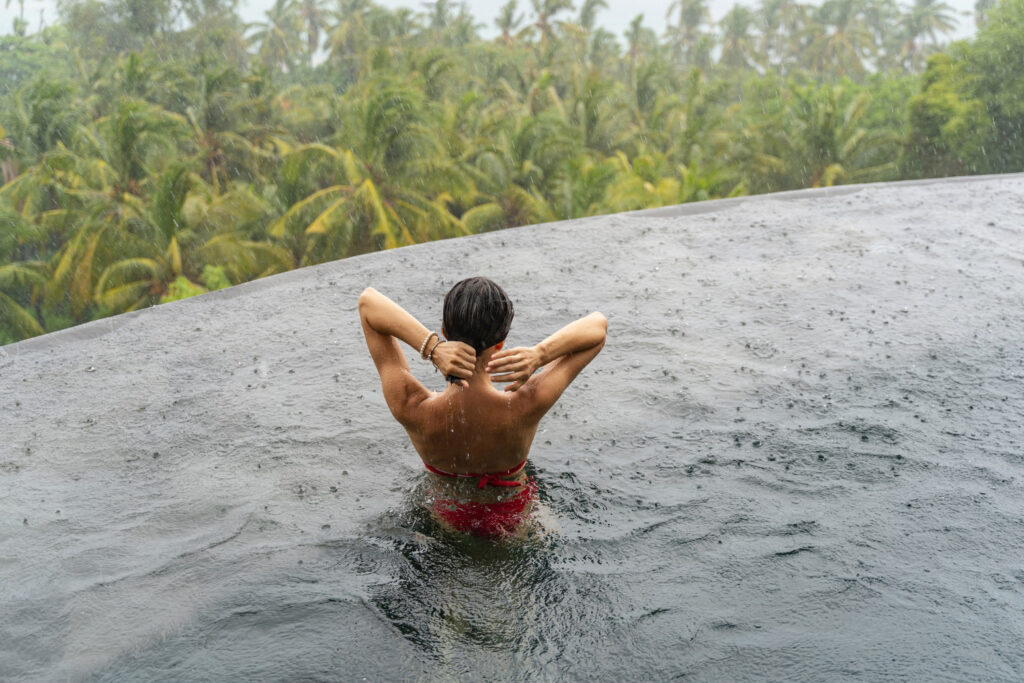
2, 174, 1023, 680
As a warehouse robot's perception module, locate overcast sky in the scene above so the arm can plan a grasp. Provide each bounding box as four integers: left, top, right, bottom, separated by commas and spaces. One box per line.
1, 0, 977, 41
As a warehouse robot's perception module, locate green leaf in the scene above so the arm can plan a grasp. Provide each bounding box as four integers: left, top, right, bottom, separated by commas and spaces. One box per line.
95, 258, 160, 302
0, 291, 45, 340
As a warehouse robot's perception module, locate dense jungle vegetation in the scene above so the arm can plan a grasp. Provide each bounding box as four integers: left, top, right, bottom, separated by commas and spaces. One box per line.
1, 0, 1022, 343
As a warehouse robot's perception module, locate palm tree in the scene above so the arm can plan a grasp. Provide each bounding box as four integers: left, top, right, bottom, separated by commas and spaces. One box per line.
805, 0, 875, 76
460, 185, 556, 232
624, 14, 650, 68
629, 58, 672, 132
248, 0, 304, 73
749, 84, 898, 189
567, 69, 628, 153
4, 77, 80, 166
182, 66, 279, 195
578, 0, 607, 31
757, 0, 804, 69
3, 0, 31, 36
424, 0, 454, 31
719, 5, 756, 70
93, 165, 292, 313
599, 150, 739, 213
270, 144, 468, 263
387, 7, 421, 39
776, 0, 811, 65
460, 108, 577, 228
974, 0, 995, 27
496, 0, 526, 45
4, 0, 25, 25
862, 0, 901, 70
4, 97, 184, 319
270, 79, 469, 264
91, 164, 195, 312
327, 0, 374, 84
174, 0, 251, 68
297, 0, 330, 66
531, 0, 575, 47
911, 0, 957, 43
899, 0, 957, 71
587, 27, 621, 68
446, 4, 481, 46
666, 0, 711, 65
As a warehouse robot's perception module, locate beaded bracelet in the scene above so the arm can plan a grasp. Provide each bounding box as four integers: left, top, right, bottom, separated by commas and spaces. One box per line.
418, 331, 437, 359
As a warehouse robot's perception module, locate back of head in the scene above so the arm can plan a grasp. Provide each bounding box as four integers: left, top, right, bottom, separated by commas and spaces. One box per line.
443, 277, 514, 353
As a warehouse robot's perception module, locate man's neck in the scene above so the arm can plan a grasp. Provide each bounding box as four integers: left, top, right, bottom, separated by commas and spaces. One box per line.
447, 348, 497, 389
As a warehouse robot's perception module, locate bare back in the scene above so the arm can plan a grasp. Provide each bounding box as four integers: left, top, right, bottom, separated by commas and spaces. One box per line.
398, 382, 542, 475
358, 286, 606, 478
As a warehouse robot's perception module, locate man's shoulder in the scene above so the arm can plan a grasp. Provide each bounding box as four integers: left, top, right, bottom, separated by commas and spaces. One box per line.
384, 374, 434, 423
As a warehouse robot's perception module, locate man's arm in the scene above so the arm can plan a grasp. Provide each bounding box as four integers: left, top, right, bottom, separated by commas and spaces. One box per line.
358, 288, 475, 418
486, 312, 607, 415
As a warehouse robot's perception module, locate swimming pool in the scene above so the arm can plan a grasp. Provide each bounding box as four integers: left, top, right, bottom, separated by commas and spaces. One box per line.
2, 174, 1023, 679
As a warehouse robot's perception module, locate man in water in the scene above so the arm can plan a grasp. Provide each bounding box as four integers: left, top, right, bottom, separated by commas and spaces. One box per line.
359, 277, 606, 538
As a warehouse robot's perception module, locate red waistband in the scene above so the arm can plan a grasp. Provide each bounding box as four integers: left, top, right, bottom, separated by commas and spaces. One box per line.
424, 459, 528, 489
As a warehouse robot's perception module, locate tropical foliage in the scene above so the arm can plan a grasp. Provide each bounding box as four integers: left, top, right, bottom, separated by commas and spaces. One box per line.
0, 0, 1020, 343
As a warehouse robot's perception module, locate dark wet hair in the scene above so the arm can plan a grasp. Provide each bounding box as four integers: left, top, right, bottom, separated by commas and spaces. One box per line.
443, 277, 514, 353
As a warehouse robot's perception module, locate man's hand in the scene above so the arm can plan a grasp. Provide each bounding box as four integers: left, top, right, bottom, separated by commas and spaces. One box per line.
486, 346, 542, 392
430, 340, 476, 387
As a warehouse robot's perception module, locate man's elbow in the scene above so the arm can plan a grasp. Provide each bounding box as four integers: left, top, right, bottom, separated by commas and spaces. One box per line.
358, 287, 377, 311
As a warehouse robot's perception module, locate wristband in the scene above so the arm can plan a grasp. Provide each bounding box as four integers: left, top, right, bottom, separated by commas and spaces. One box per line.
427, 338, 445, 364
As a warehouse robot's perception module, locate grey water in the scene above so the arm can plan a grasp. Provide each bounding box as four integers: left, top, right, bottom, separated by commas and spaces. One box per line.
2, 175, 1024, 680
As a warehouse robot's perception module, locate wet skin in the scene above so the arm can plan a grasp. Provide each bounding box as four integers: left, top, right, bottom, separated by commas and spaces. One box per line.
403, 348, 542, 477
358, 287, 606, 493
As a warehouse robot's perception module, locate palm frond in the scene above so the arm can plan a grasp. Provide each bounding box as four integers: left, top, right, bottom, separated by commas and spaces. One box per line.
0, 291, 45, 339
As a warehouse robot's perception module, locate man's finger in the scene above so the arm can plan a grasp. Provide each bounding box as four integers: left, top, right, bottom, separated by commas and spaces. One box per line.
490, 347, 520, 361
487, 353, 516, 366
491, 356, 524, 371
